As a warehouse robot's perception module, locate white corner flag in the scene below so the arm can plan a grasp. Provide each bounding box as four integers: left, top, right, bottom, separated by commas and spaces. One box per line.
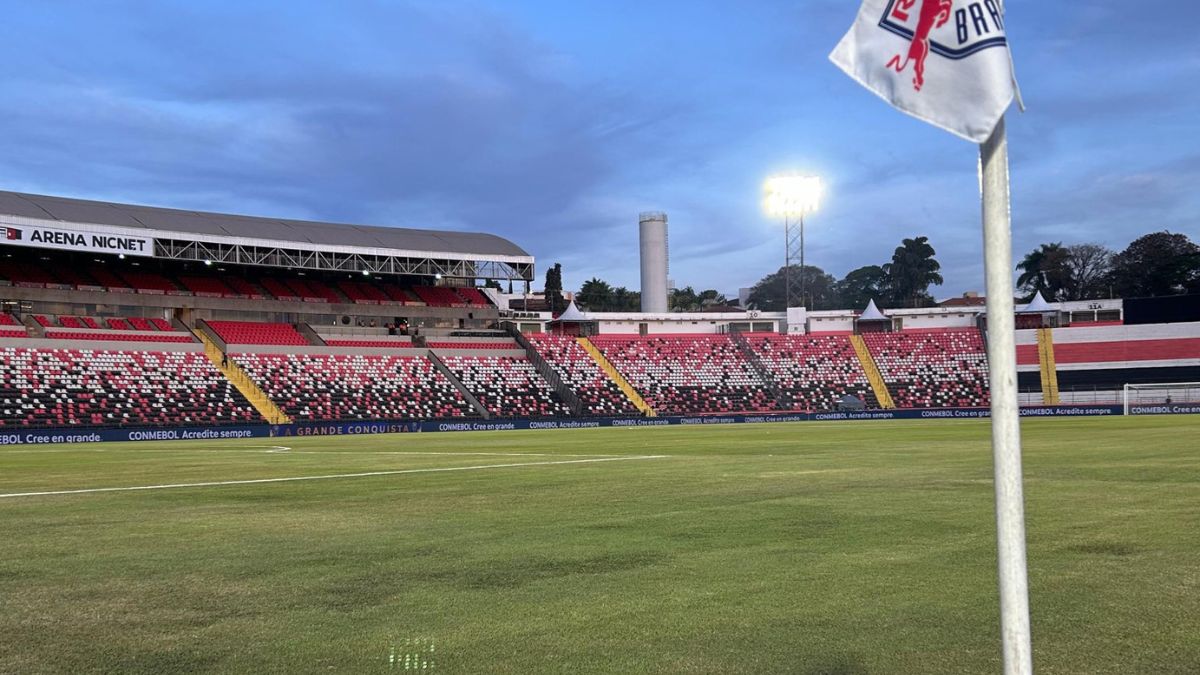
831, 2, 1032, 675
830, 0, 1020, 143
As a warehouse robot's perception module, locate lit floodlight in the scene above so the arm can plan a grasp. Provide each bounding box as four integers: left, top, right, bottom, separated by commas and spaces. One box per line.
764, 175, 822, 217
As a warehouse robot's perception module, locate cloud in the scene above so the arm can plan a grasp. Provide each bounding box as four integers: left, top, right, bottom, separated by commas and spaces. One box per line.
1, 0, 1197, 303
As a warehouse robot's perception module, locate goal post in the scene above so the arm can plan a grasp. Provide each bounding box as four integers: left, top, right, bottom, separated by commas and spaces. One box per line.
1122, 382, 1200, 415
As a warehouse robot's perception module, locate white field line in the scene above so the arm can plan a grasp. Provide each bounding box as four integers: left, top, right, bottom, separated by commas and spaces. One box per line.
0, 455, 669, 500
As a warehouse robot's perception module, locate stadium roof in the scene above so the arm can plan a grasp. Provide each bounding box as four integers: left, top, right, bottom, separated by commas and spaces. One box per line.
0, 190, 531, 260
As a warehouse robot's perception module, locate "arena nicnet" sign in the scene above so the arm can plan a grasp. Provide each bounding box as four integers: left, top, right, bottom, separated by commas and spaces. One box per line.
0, 223, 154, 257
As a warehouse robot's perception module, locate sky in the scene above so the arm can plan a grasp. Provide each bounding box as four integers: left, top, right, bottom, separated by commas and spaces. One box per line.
1, 0, 1198, 301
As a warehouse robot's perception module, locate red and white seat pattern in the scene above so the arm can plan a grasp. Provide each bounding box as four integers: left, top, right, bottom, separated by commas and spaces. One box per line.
440, 355, 571, 418
590, 335, 778, 415
528, 335, 638, 416
0, 348, 256, 428
863, 330, 990, 409
748, 335, 878, 411
233, 353, 475, 422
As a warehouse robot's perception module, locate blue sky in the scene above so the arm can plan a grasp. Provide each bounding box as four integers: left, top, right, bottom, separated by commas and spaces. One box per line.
2, 1, 1197, 300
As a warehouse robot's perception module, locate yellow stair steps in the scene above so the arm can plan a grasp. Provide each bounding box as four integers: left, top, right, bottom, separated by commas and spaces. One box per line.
577, 337, 656, 417
192, 328, 292, 424
1037, 328, 1061, 405
849, 334, 896, 409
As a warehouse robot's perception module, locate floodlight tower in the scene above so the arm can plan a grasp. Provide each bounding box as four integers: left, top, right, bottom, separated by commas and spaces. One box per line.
764, 175, 822, 309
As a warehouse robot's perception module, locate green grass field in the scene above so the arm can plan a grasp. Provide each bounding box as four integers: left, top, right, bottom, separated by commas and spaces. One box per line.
1, 416, 1198, 674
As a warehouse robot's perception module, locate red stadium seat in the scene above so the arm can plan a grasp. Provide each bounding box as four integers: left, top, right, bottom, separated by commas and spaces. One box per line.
206, 321, 309, 346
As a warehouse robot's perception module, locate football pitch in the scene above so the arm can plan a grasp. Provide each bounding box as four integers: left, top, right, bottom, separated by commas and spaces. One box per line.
2, 417, 1197, 674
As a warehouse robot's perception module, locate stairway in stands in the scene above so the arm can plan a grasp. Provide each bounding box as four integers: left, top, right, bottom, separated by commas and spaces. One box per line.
191, 328, 292, 424
1036, 328, 1061, 405
576, 337, 656, 416
849, 334, 896, 409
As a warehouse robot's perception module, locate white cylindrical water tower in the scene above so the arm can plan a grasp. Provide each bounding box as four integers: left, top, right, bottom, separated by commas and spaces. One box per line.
639, 212, 669, 313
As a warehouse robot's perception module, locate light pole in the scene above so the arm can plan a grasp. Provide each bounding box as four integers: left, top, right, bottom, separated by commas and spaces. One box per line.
765, 175, 822, 309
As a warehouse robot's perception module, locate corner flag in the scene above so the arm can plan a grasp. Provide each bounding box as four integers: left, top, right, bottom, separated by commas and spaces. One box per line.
829, 0, 1020, 143
830, 3, 1032, 674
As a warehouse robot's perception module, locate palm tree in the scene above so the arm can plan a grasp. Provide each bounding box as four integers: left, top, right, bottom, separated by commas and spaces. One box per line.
884, 236, 943, 307
1016, 242, 1070, 301
577, 277, 614, 311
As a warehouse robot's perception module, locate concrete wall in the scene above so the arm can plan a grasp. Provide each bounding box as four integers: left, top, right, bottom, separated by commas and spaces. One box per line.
0, 337, 203, 353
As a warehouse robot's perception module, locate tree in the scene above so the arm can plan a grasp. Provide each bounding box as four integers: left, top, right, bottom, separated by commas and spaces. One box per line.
883, 236, 943, 308
670, 286, 699, 312
834, 265, 888, 310
482, 279, 502, 290
1016, 242, 1070, 301
611, 286, 640, 311
577, 277, 614, 311
543, 262, 567, 314
697, 289, 729, 308
748, 265, 838, 311
1062, 244, 1113, 300
1108, 232, 1200, 298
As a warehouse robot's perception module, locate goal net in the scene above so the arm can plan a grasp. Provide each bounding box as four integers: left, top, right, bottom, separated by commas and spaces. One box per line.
1123, 382, 1200, 415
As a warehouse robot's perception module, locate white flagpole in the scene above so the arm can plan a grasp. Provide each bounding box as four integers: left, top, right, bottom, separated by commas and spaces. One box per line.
979, 115, 1034, 675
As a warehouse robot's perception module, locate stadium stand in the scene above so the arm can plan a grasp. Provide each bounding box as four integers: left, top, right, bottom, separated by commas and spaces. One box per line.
0, 261, 60, 286
30, 314, 185, 338
862, 330, 990, 409
232, 353, 476, 422
747, 334, 879, 411
323, 338, 414, 348
412, 286, 466, 307
337, 280, 391, 304
0, 347, 257, 427
528, 334, 639, 415
43, 331, 194, 343
206, 321, 309, 346
380, 284, 419, 304
178, 275, 236, 297
260, 278, 301, 301
225, 277, 266, 299
428, 340, 517, 350
455, 287, 493, 307
120, 271, 179, 294
0, 313, 27, 338
441, 355, 572, 418
590, 335, 779, 415
86, 267, 132, 291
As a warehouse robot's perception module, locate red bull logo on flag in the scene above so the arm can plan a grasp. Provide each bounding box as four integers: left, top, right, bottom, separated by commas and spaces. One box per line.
830, 0, 1020, 142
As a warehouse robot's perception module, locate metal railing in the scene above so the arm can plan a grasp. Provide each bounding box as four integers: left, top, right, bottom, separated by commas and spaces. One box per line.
501, 323, 584, 415
726, 326, 790, 409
